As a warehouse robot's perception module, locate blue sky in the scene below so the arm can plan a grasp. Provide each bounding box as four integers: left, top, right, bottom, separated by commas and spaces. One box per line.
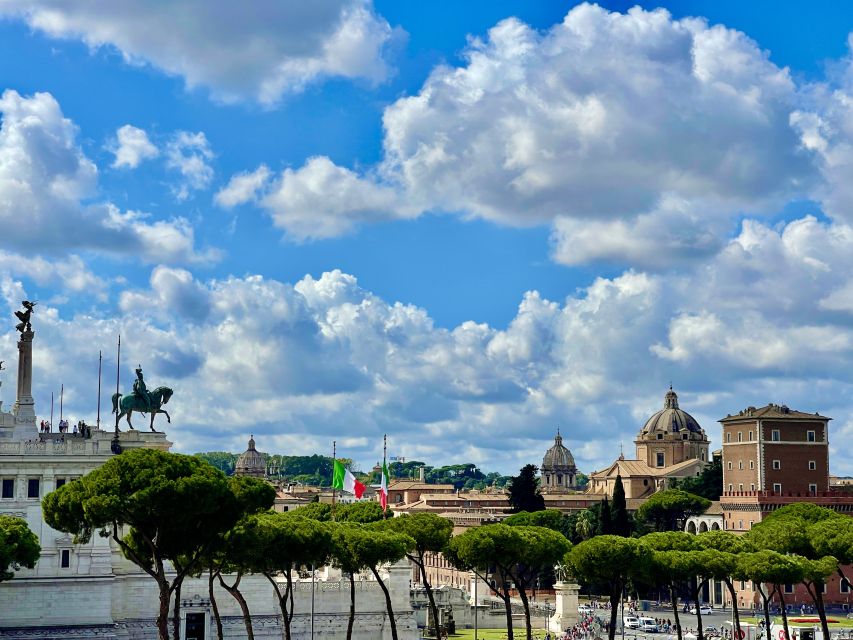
1, 1, 853, 475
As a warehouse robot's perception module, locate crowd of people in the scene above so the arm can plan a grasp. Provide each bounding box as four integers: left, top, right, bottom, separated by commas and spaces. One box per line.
38, 419, 92, 437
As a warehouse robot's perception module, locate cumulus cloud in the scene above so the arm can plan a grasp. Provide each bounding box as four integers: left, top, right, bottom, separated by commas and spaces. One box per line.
165, 131, 214, 201
262, 156, 413, 239
110, 124, 158, 169
254, 4, 815, 258
1, 0, 395, 105
16, 215, 853, 477
0, 252, 107, 298
214, 165, 271, 209
0, 89, 213, 264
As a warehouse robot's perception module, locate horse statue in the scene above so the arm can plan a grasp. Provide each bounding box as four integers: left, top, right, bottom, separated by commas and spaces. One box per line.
112, 386, 173, 432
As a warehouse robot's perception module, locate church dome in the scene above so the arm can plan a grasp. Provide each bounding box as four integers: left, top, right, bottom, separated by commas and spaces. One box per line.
234, 435, 266, 478
542, 430, 576, 470
639, 387, 704, 437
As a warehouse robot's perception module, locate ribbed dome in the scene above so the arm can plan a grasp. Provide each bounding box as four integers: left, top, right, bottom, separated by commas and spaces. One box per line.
542, 430, 576, 469
235, 435, 266, 478
639, 388, 704, 436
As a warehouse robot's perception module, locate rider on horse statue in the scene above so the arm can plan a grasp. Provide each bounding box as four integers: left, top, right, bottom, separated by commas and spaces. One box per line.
132, 365, 152, 413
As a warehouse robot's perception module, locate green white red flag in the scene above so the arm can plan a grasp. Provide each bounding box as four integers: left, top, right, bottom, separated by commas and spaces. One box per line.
380, 460, 390, 511
332, 459, 365, 498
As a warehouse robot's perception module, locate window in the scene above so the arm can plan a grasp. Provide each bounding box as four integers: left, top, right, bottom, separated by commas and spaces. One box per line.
701, 451, 705, 461
772, 429, 780, 441
748, 430, 753, 441
739, 461, 744, 470
807, 430, 816, 442
738, 520, 743, 529
842, 579, 851, 594
749, 460, 754, 470
740, 581, 746, 590
656, 452, 665, 467
60, 549, 70, 568
809, 484, 818, 494
728, 484, 733, 492
683, 433, 688, 440
772, 460, 781, 470
773, 483, 782, 493
739, 483, 744, 491
738, 432, 743, 442
784, 584, 794, 594
750, 483, 755, 491
27, 478, 39, 499
809, 461, 816, 471
726, 433, 731, 443
55, 478, 65, 489
1, 479, 13, 499
728, 461, 733, 470
657, 433, 663, 440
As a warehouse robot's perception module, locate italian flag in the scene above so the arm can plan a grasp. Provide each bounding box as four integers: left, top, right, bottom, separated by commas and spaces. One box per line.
332, 459, 366, 498
379, 460, 390, 512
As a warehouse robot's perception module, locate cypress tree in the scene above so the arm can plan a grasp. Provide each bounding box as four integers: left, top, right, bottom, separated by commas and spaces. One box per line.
598, 495, 612, 535
611, 473, 631, 537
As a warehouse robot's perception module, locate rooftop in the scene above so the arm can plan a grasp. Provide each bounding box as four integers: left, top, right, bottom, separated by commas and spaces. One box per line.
720, 404, 830, 422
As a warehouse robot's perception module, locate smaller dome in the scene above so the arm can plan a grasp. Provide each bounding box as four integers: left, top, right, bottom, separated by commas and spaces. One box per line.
542, 429, 576, 470
235, 434, 266, 478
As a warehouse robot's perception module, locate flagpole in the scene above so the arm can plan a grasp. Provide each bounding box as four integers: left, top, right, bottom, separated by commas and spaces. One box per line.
60, 383, 63, 422
310, 562, 315, 640
50, 391, 54, 432
383, 433, 388, 519
331, 440, 336, 521
114, 335, 121, 433
96, 350, 102, 430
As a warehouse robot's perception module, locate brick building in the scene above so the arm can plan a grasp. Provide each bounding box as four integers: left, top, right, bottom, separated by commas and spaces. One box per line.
718, 403, 853, 610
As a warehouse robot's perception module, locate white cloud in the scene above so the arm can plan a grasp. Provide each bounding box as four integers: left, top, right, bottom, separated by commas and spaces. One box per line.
165, 131, 214, 201
262, 156, 413, 240
1, 0, 395, 105
0, 252, 107, 298
110, 124, 158, 169
254, 4, 814, 252
214, 165, 271, 209
11, 221, 853, 476
0, 89, 213, 264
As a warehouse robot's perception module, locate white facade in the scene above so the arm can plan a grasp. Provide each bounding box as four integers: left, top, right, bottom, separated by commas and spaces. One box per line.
0, 330, 417, 639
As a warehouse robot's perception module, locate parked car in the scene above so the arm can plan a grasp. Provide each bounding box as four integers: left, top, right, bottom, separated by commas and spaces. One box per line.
690, 604, 713, 615
639, 618, 659, 633
623, 616, 640, 629
578, 604, 593, 614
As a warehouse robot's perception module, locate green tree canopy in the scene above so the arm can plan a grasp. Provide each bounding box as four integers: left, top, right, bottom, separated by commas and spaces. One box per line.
378, 513, 452, 638
0, 515, 40, 582
636, 489, 710, 531
611, 474, 631, 537
42, 449, 257, 640
508, 464, 545, 513
672, 456, 722, 500
335, 500, 384, 523
568, 535, 651, 640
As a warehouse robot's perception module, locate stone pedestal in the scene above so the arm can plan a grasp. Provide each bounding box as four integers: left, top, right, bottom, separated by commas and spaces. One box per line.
12, 330, 35, 424
551, 581, 580, 633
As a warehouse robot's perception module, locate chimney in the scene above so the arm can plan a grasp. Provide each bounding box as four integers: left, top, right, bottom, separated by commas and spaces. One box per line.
418, 466, 425, 482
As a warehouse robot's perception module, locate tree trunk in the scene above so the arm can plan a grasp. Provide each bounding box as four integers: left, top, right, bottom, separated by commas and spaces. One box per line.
516, 581, 533, 640
723, 578, 742, 640
208, 569, 224, 640
347, 573, 356, 640
757, 584, 772, 640
774, 585, 791, 640
501, 589, 515, 640
608, 584, 621, 640
371, 566, 399, 640
219, 572, 254, 640
692, 581, 707, 640
417, 557, 441, 640
265, 573, 293, 640
670, 583, 683, 640
804, 581, 831, 640
173, 577, 182, 640
157, 579, 172, 640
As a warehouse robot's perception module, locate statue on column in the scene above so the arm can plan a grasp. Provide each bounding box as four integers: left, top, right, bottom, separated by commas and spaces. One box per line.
14, 301, 36, 333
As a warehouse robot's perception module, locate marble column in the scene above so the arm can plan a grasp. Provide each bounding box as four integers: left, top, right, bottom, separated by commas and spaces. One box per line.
13, 330, 36, 424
